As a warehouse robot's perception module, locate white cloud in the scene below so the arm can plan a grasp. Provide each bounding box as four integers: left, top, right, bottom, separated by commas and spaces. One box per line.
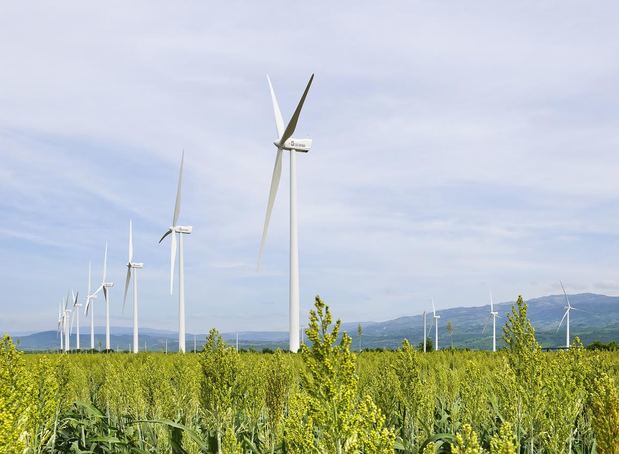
1, 1, 619, 333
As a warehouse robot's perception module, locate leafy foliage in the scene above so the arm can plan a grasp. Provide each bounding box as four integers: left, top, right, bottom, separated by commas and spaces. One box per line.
1, 295, 618, 453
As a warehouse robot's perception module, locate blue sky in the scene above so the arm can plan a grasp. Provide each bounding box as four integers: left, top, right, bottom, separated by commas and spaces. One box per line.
2, 2, 619, 334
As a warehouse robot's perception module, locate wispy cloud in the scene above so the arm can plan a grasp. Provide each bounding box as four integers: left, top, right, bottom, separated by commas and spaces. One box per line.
1, 1, 619, 333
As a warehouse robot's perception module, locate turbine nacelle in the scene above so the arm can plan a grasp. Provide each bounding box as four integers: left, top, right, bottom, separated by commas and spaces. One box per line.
175, 225, 193, 234
276, 138, 312, 152
128, 262, 144, 269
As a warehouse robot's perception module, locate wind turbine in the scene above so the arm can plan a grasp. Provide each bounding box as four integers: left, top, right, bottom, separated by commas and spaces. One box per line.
557, 281, 583, 348
63, 291, 72, 352
94, 243, 114, 351
432, 299, 440, 351
123, 220, 144, 354
71, 291, 81, 350
482, 289, 500, 352
159, 151, 192, 353
84, 262, 97, 350
257, 73, 315, 353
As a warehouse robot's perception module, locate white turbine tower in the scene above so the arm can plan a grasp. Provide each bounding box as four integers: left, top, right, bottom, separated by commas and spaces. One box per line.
557, 281, 583, 348
84, 262, 97, 350
123, 220, 144, 354
57, 301, 64, 352
258, 73, 314, 353
482, 289, 500, 352
63, 292, 72, 352
94, 243, 114, 351
159, 151, 192, 353
432, 299, 440, 351
71, 291, 81, 350
423, 311, 427, 352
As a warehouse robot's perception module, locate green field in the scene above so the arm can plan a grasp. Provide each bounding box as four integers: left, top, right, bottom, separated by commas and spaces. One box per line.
1, 297, 618, 453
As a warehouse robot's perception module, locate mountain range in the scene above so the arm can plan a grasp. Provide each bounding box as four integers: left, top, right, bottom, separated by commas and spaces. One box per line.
8, 293, 619, 352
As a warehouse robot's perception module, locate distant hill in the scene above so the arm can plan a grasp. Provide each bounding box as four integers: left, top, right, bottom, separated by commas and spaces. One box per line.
341, 293, 619, 350
9, 293, 619, 352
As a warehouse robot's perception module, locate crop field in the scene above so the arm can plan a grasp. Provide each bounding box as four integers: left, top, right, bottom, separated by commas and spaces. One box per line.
1, 297, 618, 453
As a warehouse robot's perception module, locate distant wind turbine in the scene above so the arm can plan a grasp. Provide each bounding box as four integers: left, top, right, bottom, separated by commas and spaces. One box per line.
159, 151, 192, 353
94, 243, 114, 351
257, 73, 315, 353
432, 299, 440, 351
84, 262, 98, 350
123, 220, 144, 354
557, 281, 584, 348
482, 289, 500, 352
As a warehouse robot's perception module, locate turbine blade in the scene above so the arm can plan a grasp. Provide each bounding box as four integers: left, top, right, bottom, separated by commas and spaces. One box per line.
122, 267, 131, 313
427, 317, 435, 338
431, 298, 436, 316
489, 288, 494, 313
279, 74, 314, 145
159, 229, 172, 244
88, 261, 92, 295
73, 291, 79, 306
560, 280, 571, 308
170, 231, 177, 294
482, 315, 491, 334
257, 149, 283, 269
556, 309, 568, 333
571, 307, 588, 313
69, 311, 75, 335
173, 151, 184, 226
84, 299, 90, 316
266, 75, 285, 139
129, 220, 133, 263
103, 242, 108, 282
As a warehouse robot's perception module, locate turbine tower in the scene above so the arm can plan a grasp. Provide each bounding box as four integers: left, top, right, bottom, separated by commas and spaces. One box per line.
423, 311, 427, 352
159, 151, 192, 353
123, 220, 144, 354
57, 301, 64, 351
482, 289, 500, 352
258, 73, 314, 353
84, 262, 97, 350
72, 290, 81, 350
432, 299, 440, 351
63, 291, 72, 352
94, 243, 114, 350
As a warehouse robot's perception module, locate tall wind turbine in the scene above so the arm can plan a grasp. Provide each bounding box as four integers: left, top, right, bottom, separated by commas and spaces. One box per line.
257, 73, 314, 353
159, 151, 192, 353
123, 220, 144, 354
482, 289, 500, 352
71, 291, 81, 350
432, 299, 440, 351
94, 243, 114, 350
557, 281, 583, 348
84, 262, 97, 350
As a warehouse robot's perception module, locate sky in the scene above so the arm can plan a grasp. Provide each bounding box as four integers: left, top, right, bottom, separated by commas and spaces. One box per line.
1, 2, 619, 334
